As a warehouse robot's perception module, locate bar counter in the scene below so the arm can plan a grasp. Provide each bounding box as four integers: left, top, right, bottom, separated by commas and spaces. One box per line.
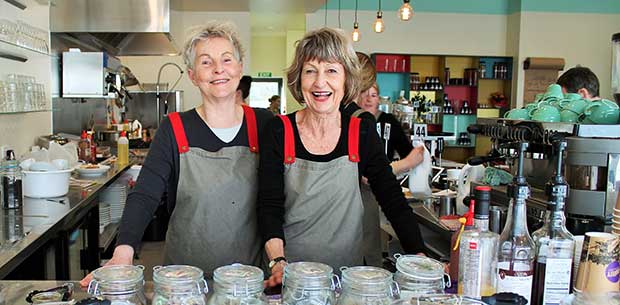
0, 162, 132, 279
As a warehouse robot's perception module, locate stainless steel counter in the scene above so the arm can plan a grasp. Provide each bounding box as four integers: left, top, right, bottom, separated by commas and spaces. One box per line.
0, 280, 155, 304
0, 162, 131, 279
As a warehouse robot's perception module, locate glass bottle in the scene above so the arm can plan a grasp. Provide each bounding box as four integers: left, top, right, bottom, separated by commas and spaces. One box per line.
87, 265, 147, 305
497, 142, 535, 304
532, 140, 574, 305
1, 150, 22, 209
394, 254, 448, 300
153, 265, 208, 305
337, 266, 399, 305
458, 185, 500, 298
282, 262, 338, 305
207, 264, 267, 305
78, 130, 92, 163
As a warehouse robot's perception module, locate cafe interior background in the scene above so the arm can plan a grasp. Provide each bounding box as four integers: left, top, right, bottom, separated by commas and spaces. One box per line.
1, 0, 619, 155
1, 0, 620, 295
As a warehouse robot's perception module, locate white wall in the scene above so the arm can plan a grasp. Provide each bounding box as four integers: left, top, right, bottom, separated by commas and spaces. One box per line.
514, 12, 619, 105
306, 9, 620, 107
119, 10, 252, 111
0, 0, 52, 155
306, 10, 509, 56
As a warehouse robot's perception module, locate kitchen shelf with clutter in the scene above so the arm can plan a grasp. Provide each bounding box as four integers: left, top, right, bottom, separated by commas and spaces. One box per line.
371, 53, 513, 163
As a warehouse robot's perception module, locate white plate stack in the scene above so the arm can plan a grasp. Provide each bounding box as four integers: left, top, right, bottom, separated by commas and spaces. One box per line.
101, 183, 127, 223
99, 202, 111, 234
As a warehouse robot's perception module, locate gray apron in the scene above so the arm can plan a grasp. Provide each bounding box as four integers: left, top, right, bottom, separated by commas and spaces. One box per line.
164, 108, 262, 278
279, 115, 364, 271
360, 183, 382, 267
354, 110, 383, 267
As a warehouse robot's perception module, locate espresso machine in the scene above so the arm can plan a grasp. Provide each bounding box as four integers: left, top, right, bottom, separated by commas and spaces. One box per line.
469, 118, 620, 235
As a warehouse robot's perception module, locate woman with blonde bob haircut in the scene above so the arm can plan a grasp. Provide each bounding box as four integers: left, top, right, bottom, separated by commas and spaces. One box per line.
81, 21, 272, 285
258, 27, 425, 286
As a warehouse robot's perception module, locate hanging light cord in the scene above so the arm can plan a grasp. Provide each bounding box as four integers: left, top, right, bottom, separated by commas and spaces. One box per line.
354, 0, 358, 23
338, 0, 341, 28
324, 2, 328, 27
379, 0, 382, 13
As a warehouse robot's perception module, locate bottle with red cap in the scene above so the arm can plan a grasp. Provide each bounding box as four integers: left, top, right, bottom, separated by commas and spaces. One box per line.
458, 185, 500, 298
117, 131, 129, 165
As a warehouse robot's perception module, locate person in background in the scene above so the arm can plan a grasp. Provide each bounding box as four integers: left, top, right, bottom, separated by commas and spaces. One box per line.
236, 75, 253, 104
556, 66, 600, 101
268, 95, 281, 114
357, 81, 426, 266
80, 21, 272, 286
258, 27, 425, 287
339, 52, 377, 122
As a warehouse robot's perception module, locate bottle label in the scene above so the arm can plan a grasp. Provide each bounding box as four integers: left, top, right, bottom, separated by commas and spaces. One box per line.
542, 258, 572, 305
497, 262, 533, 304
462, 241, 483, 298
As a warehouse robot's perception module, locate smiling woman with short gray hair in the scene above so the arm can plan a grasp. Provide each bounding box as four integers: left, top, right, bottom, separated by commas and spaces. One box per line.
257, 27, 425, 287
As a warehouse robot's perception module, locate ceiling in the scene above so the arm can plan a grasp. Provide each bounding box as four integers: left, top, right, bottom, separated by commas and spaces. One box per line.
171, 0, 327, 35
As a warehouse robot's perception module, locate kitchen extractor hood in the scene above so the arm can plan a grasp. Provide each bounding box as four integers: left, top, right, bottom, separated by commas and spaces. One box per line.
50, 0, 179, 56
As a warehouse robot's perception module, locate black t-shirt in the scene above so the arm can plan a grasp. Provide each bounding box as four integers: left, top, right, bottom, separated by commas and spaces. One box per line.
377, 112, 413, 161
257, 111, 425, 254
118, 107, 273, 250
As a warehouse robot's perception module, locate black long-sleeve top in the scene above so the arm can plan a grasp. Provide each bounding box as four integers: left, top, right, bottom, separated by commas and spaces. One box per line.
376, 112, 414, 161
118, 108, 273, 250
257, 111, 425, 254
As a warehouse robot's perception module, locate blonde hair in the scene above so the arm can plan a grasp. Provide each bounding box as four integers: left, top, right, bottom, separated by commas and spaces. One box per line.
286, 27, 361, 105
183, 21, 245, 70
356, 52, 377, 93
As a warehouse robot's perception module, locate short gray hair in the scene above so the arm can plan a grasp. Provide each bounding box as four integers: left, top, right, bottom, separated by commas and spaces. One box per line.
286, 27, 361, 105
183, 21, 245, 70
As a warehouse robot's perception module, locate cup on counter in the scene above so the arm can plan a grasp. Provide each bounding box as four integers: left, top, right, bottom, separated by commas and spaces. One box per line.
543, 84, 564, 100
560, 109, 581, 123
504, 108, 530, 120
530, 104, 561, 122
579, 99, 620, 125
574, 232, 620, 294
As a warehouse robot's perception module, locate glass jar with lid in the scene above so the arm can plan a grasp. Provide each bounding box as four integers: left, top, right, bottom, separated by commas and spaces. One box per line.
152, 265, 208, 305
336, 266, 399, 305
206, 263, 267, 305
282, 262, 339, 305
87, 265, 147, 305
393, 254, 450, 300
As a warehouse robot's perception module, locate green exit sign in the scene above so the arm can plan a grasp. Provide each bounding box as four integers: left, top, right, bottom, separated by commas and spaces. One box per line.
257, 72, 272, 77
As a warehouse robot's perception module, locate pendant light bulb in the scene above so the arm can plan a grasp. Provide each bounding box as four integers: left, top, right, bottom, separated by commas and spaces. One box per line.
352, 22, 360, 42
399, 0, 413, 21
373, 11, 384, 33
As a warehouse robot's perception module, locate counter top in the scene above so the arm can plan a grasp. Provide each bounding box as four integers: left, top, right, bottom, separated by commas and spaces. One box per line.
0, 280, 155, 304
0, 162, 131, 279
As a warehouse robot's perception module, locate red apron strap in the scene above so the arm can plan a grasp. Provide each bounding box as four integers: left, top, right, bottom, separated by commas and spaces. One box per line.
348, 117, 361, 163
241, 104, 259, 153
168, 112, 190, 154
278, 115, 296, 164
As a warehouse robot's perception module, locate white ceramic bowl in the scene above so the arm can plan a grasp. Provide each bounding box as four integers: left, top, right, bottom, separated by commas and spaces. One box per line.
75, 165, 110, 177
22, 169, 72, 198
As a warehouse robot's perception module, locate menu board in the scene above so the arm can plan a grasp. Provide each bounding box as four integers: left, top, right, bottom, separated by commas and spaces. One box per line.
523, 57, 565, 103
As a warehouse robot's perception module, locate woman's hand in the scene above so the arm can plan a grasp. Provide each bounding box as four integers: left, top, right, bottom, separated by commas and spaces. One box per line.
79, 245, 134, 289
391, 145, 426, 175
263, 238, 286, 288
265, 260, 287, 288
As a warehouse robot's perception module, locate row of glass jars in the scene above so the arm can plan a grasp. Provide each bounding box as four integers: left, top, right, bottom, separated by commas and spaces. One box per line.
86, 254, 449, 305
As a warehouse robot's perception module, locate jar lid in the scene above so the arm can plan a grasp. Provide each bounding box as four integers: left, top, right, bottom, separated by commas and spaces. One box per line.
283, 262, 334, 290
341, 266, 392, 284
213, 263, 263, 287
93, 265, 144, 286
153, 265, 204, 286
395, 254, 444, 280
411, 294, 487, 305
